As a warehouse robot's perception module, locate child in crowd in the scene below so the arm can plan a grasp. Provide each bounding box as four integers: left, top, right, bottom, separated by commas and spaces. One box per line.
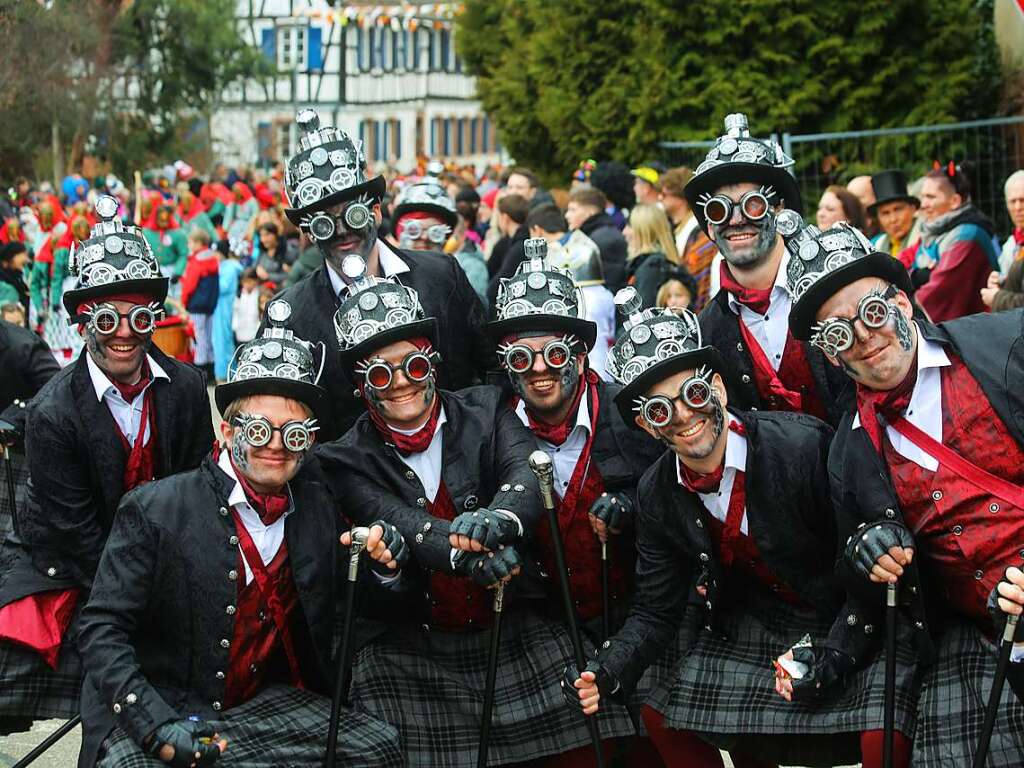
231, 266, 262, 343
656, 273, 697, 312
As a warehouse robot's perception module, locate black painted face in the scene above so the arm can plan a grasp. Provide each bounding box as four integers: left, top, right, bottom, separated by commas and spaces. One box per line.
709, 183, 780, 269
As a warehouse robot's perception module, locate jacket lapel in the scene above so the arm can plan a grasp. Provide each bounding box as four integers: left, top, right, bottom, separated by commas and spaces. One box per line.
70, 353, 127, 515
150, 352, 176, 475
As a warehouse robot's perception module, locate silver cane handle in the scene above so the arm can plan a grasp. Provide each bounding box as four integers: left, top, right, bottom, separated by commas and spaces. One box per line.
493, 583, 505, 613
1004, 613, 1020, 643
347, 526, 370, 581
528, 450, 555, 509
886, 581, 897, 607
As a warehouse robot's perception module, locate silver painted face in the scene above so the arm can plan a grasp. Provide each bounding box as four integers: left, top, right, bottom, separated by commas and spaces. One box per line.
810, 285, 897, 357
233, 412, 319, 453
633, 366, 714, 428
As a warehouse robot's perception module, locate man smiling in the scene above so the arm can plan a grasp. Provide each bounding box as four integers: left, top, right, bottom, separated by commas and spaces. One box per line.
0, 196, 213, 733
687, 114, 853, 426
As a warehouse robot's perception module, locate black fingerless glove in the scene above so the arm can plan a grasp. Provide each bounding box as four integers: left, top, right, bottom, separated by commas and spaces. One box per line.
449, 508, 519, 550
844, 520, 914, 581
453, 544, 522, 588
789, 646, 856, 701
145, 719, 221, 767
588, 491, 633, 534
987, 569, 1024, 643
560, 659, 618, 709
367, 520, 409, 575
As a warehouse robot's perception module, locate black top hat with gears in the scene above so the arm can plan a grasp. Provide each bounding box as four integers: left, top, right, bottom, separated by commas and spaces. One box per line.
215, 299, 330, 423
63, 194, 168, 316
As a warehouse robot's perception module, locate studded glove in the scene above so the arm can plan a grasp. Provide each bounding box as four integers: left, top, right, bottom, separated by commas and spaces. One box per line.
560, 659, 618, 709
366, 519, 409, 575
987, 568, 1024, 643
145, 719, 221, 767
453, 544, 522, 588
844, 520, 914, 581
789, 646, 856, 701
588, 491, 633, 534
449, 508, 519, 550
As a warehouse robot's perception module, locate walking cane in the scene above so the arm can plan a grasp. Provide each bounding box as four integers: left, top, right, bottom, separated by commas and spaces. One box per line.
11, 715, 82, 768
601, 541, 610, 642
325, 526, 369, 768
883, 581, 898, 768
529, 451, 605, 768
972, 613, 1020, 768
2, 441, 17, 537
476, 583, 506, 768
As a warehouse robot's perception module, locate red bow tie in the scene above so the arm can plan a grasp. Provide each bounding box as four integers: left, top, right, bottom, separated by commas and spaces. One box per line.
719, 261, 772, 315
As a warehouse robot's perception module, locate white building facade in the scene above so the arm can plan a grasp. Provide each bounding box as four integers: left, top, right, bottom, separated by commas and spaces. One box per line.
212, 1, 501, 173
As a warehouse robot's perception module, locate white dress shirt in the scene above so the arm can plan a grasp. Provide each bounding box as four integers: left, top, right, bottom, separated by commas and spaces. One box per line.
851, 327, 950, 471
676, 415, 749, 534
394, 407, 448, 504
217, 448, 292, 586
725, 253, 793, 372
326, 241, 411, 299
86, 353, 170, 445
514, 392, 592, 498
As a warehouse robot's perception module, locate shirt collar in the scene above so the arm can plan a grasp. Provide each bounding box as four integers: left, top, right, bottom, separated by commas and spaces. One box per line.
86, 351, 170, 403
851, 324, 950, 430
514, 383, 592, 437
326, 241, 412, 297
725, 250, 791, 316
674, 413, 746, 485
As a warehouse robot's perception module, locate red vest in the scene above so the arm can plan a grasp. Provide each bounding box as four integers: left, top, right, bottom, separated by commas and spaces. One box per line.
427, 483, 495, 632
884, 354, 1024, 626
224, 540, 305, 708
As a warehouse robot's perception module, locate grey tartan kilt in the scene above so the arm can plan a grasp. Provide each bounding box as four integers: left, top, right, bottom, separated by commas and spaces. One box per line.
348, 609, 638, 767
95, 685, 403, 767
911, 618, 1024, 767
647, 589, 921, 767
0, 634, 82, 723
0, 449, 29, 547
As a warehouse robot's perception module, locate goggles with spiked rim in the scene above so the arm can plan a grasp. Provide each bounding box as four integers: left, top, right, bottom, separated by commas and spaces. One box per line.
809, 284, 898, 357
632, 366, 715, 428
697, 185, 776, 226
232, 412, 320, 453
356, 346, 440, 390
496, 334, 583, 374
75, 301, 165, 335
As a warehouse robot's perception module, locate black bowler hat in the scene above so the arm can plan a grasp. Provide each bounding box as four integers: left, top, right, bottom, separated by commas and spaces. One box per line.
868, 170, 919, 214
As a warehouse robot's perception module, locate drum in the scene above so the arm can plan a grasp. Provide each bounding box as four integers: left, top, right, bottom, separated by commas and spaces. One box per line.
152, 316, 191, 359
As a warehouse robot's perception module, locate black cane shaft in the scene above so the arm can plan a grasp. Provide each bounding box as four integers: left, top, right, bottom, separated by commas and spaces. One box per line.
12, 715, 81, 768
477, 591, 505, 768
326, 573, 360, 768
4, 447, 17, 536
883, 582, 897, 768
547, 502, 587, 666
601, 542, 609, 642
973, 614, 1019, 768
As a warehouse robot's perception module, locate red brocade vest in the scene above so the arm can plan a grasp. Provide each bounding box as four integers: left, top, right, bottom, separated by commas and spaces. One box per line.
883, 354, 1024, 627
427, 484, 495, 631
224, 538, 305, 707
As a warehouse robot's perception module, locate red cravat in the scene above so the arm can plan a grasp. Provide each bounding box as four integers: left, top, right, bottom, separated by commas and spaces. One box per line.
719, 261, 772, 315
679, 421, 746, 494
231, 457, 290, 526
519, 370, 595, 447
366, 394, 443, 457
856, 359, 919, 453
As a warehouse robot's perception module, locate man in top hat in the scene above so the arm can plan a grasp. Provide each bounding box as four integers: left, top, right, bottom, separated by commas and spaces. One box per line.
76, 300, 406, 767
389, 177, 459, 253
868, 170, 922, 261
272, 109, 494, 441
0, 196, 214, 733
786, 216, 1024, 764
564, 287, 919, 768
316, 262, 639, 766
686, 113, 853, 427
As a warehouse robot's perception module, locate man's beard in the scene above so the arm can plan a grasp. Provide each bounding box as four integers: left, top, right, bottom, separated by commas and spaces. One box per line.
319, 224, 378, 275
713, 213, 778, 269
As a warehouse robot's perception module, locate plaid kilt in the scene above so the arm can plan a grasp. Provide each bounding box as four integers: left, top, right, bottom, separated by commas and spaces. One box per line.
912, 618, 1024, 767
0, 636, 82, 722
95, 685, 403, 767
0, 449, 29, 547
349, 610, 638, 767
648, 587, 920, 767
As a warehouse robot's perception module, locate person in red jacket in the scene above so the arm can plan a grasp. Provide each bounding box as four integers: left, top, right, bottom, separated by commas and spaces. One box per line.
179, 228, 220, 380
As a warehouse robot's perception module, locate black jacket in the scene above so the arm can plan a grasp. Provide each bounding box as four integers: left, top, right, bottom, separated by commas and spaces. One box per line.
0, 348, 213, 608
269, 248, 495, 441
76, 455, 346, 767
698, 288, 855, 427
828, 310, 1024, 659
579, 213, 628, 293
0, 319, 59, 432
316, 386, 544, 621
598, 410, 847, 695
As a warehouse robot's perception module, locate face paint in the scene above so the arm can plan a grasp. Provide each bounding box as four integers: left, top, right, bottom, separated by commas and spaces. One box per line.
713, 210, 778, 268
422, 375, 436, 406
231, 430, 252, 474
558, 356, 580, 402
893, 308, 913, 351
318, 201, 379, 276
85, 327, 106, 360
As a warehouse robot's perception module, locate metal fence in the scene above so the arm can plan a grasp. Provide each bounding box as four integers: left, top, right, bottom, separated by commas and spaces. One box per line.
659, 115, 1024, 237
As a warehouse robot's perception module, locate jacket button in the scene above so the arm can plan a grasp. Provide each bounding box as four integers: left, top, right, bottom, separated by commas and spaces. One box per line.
885, 508, 896, 518
847, 614, 858, 626
974, 570, 983, 580
415, 533, 424, 544
736, 342, 744, 352
421, 623, 431, 633
46, 567, 57, 577
220, 639, 230, 649
226, 605, 236, 615
952, 525, 963, 535
699, 553, 709, 563
989, 503, 1000, 513
500, 484, 511, 492
695, 519, 703, 528
228, 570, 238, 581
216, 671, 225, 680
405, 470, 416, 480
113, 703, 122, 714
250, 663, 258, 673
212, 701, 222, 711
125, 693, 137, 705
416, 497, 427, 507
514, 484, 525, 492
931, 490, 943, 501
864, 624, 874, 635
219, 507, 228, 517
741, 374, 751, 384
423, 522, 432, 532
229, 535, 239, 546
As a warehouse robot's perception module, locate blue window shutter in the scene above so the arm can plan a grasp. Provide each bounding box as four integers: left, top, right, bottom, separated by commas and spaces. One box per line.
357, 29, 366, 70
307, 27, 322, 70
443, 119, 450, 155
394, 120, 401, 160
359, 120, 365, 147
374, 121, 381, 161
441, 30, 450, 70
482, 117, 489, 152
430, 119, 436, 155
261, 28, 276, 62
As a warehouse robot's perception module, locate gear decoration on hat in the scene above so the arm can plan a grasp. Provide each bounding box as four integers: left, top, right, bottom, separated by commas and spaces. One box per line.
62, 195, 168, 318
780, 213, 878, 305
684, 113, 802, 232
392, 178, 458, 230
217, 299, 330, 424
494, 239, 586, 322
283, 108, 385, 226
